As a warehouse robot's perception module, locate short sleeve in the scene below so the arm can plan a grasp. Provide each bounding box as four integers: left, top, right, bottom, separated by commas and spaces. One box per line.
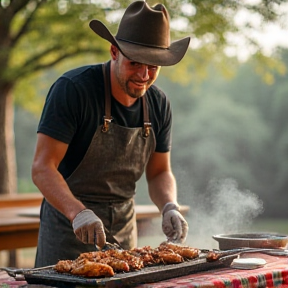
37, 77, 81, 144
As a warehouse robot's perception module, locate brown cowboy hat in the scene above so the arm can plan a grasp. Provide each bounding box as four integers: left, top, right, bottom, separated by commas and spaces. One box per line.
89, 1, 190, 66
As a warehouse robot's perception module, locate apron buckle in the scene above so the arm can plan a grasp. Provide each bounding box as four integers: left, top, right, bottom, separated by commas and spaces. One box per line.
102, 117, 113, 132
143, 122, 151, 137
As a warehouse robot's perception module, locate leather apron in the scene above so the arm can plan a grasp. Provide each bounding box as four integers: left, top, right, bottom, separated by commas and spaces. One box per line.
35, 63, 156, 267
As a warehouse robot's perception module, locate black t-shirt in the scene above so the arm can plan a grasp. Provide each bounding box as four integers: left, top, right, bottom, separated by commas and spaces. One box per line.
38, 62, 172, 179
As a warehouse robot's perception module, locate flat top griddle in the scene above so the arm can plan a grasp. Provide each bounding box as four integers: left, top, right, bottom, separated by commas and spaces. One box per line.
24, 256, 235, 288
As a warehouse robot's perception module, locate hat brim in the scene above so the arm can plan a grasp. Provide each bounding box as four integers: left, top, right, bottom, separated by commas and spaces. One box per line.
89, 20, 190, 66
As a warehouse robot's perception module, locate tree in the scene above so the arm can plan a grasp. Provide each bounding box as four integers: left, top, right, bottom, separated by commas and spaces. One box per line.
0, 0, 114, 194
0, 0, 286, 194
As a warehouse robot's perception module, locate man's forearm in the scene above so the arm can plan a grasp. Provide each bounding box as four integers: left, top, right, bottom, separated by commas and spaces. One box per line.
147, 171, 178, 211
32, 168, 85, 222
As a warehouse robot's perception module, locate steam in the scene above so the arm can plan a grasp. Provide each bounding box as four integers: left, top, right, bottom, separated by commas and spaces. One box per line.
185, 178, 264, 249
137, 176, 264, 249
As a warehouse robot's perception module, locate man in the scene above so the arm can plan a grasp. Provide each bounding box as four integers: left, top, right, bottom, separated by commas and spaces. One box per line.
32, 0, 190, 267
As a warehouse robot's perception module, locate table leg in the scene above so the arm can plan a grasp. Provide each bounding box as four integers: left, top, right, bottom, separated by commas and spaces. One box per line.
8, 250, 17, 267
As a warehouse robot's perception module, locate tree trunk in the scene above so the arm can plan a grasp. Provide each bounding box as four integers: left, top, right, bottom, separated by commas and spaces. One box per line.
0, 83, 17, 195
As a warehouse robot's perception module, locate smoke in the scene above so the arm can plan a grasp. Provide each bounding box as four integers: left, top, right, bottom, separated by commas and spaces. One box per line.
184, 178, 264, 249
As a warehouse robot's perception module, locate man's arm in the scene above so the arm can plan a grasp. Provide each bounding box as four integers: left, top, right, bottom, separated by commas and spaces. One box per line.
145, 151, 178, 211
146, 151, 188, 243
31, 133, 85, 221
31, 133, 106, 247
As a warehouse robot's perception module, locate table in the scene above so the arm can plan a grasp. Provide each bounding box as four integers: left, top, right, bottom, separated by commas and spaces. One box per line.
1, 252, 288, 287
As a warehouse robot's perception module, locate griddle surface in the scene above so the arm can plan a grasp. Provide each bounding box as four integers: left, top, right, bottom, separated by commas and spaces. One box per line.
24, 257, 231, 287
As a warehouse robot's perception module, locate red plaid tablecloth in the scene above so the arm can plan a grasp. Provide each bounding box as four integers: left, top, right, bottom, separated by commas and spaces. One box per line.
138, 253, 288, 288
0, 271, 26, 288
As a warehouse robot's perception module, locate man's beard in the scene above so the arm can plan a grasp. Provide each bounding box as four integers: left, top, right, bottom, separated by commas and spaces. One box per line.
125, 82, 147, 99
115, 62, 149, 99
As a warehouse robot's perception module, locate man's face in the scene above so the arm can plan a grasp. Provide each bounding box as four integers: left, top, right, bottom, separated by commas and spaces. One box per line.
114, 50, 161, 99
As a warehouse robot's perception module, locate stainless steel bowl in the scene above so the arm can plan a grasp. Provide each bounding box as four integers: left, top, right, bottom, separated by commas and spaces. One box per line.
213, 232, 288, 250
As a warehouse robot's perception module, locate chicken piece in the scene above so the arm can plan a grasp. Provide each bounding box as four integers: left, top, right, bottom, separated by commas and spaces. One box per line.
54, 260, 73, 273
130, 246, 158, 266
206, 250, 221, 262
130, 246, 153, 254
77, 249, 143, 271
71, 258, 114, 277
77, 251, 106, 262
159, 242, 200, 259
152, 250, 183, 264
104, 249, 144, 270
131, 245, 185, 265
99, 257, 130, 272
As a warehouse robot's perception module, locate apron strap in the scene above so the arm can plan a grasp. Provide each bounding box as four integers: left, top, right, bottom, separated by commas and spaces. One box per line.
142, 94, 152, 137
102, 62, 151, 137
102, 62, 113, 133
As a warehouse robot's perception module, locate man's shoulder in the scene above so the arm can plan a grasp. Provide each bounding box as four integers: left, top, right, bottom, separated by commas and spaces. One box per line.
147, 85, 170, 106
147, 84, 167, 98
62, 63, 103, 82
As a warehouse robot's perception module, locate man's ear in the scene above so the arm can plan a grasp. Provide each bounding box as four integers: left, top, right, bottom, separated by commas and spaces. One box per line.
110, 45, 118, 60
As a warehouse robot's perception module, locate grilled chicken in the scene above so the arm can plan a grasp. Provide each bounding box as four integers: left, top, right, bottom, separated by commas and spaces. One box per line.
54, 242, 200, 278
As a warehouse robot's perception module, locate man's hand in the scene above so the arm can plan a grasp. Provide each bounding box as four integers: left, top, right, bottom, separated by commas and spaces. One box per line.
72, 209, 106, 248
162, 202, 189, 243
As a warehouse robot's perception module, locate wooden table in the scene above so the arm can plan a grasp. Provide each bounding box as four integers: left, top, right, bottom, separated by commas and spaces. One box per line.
0, 207, 40, 250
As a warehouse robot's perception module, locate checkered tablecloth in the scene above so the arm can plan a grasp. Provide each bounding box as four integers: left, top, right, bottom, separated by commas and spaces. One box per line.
0, 271, 26, 288
138, 253, 288, 288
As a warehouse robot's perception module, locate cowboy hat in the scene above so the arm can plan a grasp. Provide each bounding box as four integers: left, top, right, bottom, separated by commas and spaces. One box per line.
89, 1, 190, 66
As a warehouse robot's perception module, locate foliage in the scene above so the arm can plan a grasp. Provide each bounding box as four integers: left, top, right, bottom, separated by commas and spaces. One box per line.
3, 0, 113, 81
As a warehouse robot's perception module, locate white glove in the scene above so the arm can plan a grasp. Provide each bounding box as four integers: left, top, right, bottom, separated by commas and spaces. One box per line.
162, 202, 188, 243
72, 209, 106, 248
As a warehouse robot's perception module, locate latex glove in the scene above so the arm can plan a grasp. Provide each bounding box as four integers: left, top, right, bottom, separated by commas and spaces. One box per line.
162, 202, 188, 243
72, 209, 106, 248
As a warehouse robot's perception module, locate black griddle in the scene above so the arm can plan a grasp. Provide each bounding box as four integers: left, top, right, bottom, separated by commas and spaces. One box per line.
23, 256, 236, 288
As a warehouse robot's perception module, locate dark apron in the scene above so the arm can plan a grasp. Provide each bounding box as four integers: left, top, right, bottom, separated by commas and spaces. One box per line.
35, 63, 156, 267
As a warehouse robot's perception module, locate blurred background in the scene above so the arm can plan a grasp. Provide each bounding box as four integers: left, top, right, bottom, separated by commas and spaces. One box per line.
1, 0, 288, 266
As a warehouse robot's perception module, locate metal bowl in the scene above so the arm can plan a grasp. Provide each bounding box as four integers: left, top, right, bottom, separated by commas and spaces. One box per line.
213, 232, 288, 250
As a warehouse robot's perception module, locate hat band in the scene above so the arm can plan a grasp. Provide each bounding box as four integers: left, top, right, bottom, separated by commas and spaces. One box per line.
116, 37, 169, 50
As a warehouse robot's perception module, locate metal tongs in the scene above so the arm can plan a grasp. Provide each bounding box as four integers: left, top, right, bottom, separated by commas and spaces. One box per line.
95, 227, 124, 251
0, 265, 55, 279
206, 247, 288, 263
100, 242, 123, 251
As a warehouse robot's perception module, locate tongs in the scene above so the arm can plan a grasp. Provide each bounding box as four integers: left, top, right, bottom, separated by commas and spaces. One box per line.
95, 227, 124, 251
206, 247, 288, 262
0, 265, 55, 279
100, 242, 123, 251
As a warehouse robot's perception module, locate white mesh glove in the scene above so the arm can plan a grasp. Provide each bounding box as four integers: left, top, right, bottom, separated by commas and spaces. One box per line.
162, 202, 188, 243
72, 209, 106, 248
